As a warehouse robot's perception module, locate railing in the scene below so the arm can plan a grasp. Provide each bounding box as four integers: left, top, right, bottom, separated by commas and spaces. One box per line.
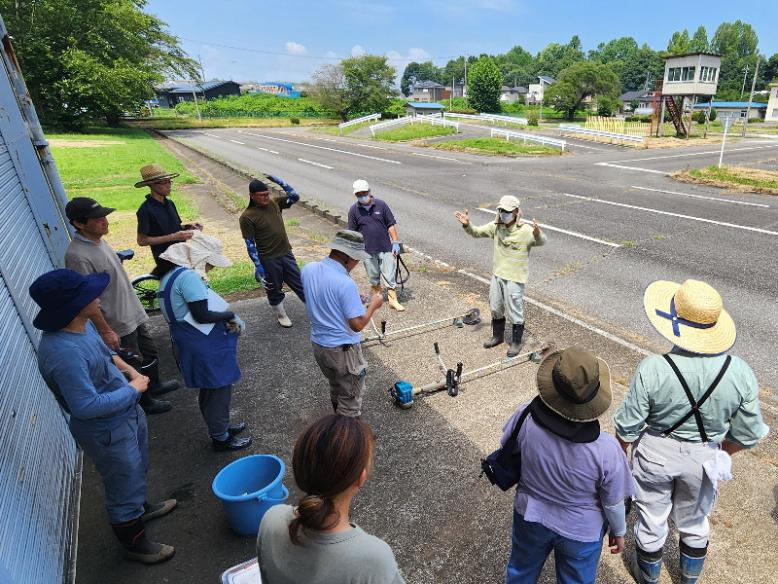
558, 124, 644, 144
413, 116, 459, 130
369, 116, 413, 136
443, 112, 482, 120
491, 128, 566, 150
444, 112, 527, 125
339, 113, 381, 132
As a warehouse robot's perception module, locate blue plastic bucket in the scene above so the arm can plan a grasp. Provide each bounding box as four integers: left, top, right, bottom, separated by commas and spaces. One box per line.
212, 454, 289, 536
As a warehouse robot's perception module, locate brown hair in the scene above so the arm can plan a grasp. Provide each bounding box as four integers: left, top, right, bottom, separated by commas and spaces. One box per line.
288, 415, 374, 545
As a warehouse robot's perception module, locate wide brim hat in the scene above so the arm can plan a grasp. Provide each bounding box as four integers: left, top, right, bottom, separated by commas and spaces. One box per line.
134, 163, 180, 188
536, 347, 612, 422
159, 232, 232, 277
330, 229, 371, 261
30, 269, 109, 332
644, 279, 735, 355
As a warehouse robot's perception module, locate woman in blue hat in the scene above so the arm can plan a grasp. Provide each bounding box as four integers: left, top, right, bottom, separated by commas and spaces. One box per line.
157, 232, 251, 451
31, 269, 176, 564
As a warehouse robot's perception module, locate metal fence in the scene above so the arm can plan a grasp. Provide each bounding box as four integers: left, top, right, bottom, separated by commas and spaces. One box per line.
490, 128, 566, 150
412, 116, 459, 130
338, 113, 381, 132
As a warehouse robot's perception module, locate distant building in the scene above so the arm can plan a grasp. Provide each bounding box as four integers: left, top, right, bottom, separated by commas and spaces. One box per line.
693, 101, 767, 121
526, 76, 555, 105
406, 102, 444, 116
766, 82, 778, 123
619, 89, 655, 113
155, 80, 241, 107
411, 80, 450, 103
249, 82, 301, 98
500, 86, 528, 104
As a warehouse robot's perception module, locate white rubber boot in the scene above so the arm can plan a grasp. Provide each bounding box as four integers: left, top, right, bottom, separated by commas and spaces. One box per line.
271, 302, 292, 328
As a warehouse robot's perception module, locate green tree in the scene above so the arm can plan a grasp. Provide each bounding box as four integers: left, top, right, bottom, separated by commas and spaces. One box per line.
762, 53, 778, 83
667, 29, 691, 54
690, 26, 710, 52
534, 36, 585, 78
545, 61, 620, 120
2, 0, 197, 128
588, 36, 640, 92
311, 55, 396, 121
621, 44, 665, 92
710, 20, 760, 96
400, 61, 442, 96
467, 56, 502, 113
495, 45, 535, 87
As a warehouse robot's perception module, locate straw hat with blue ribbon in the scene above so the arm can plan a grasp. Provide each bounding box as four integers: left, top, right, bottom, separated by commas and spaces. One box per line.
644, 279, 736, 355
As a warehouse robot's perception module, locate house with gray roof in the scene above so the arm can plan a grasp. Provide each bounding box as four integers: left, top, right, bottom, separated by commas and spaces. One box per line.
411, 80, 449, 103
154, 80, 241, 108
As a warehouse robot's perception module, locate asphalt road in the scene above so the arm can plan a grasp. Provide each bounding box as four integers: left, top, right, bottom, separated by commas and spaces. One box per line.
165, 127, 778, 387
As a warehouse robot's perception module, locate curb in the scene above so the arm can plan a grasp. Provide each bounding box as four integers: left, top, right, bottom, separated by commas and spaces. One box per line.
152, 129, 348, 229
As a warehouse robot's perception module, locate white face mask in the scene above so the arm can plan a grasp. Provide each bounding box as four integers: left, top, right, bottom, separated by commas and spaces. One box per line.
499, 211, 515, 224
357, 195, 371, 205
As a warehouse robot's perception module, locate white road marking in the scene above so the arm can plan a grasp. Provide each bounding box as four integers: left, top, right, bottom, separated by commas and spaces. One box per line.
476, 208, 621, 248
563, 193, 778, 237
411, 152, 460, 162
617, 143, 778, 163
203, 133, 222, 139
297, 158, 333, 170
566, 142, 607, 151
454, 268, 650, 356
255, 146, 279, 155
238, 131, 402, 165
595, 162, 668, 175
631, 185, 769, 208
229, 139, 245, 145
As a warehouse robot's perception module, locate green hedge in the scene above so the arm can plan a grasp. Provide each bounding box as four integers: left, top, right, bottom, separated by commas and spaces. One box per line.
174, 93, 336, 118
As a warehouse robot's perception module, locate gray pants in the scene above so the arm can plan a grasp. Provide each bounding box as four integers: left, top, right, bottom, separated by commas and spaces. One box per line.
489, 275, 525, 324
312, 342, 367, 417
364, 251, 396, 289
632, 431, 720, 552
198, 384, 233, 441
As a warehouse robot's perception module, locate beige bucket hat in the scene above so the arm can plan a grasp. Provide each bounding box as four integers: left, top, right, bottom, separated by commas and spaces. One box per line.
134, 163, 180, 188
329, 229, 371, 261
644, 279, 736, 355
536, 346, 612, 422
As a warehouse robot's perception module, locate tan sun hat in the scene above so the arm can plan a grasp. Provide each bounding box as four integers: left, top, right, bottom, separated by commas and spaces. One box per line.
536, 346, 612, 422
644, 279, 735, 355
134, 163, 180, 188
159, 232, 231, 278
497, 195, 521, 212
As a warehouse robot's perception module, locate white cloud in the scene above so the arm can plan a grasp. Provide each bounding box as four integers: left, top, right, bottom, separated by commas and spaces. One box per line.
325, 50, 339, 59
285, 42, 308, 56
351, 45, 367, 57
386, 48, 433, 75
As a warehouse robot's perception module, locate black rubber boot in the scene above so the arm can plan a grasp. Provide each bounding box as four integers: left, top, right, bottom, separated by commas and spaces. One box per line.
111, 518, 175, 564
143, 359, 179, 396
483, 318, 506, 349
139, 391, 172, 415
506, 323, 524, 357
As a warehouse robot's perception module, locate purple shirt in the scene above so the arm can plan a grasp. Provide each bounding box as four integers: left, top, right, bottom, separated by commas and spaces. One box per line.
347, 198, 396, 254
501, 403, 635, 542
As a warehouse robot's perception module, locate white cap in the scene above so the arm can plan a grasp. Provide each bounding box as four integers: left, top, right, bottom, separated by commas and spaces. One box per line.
352, 179, 370, 195
497, 195, 521, 212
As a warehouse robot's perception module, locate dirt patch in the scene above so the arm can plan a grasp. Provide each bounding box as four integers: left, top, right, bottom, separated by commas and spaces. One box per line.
48, 139, 125, 148
674, 166, 778, 195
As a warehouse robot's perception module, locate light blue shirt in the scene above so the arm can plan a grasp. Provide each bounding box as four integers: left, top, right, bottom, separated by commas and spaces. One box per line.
160, 268, 209, 322
301, 258, 364, 347
613, 350, 769, 447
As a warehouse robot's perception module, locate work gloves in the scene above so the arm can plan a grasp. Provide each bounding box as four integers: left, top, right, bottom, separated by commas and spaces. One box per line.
392, 242, 401, 256
267, 175, 300, 205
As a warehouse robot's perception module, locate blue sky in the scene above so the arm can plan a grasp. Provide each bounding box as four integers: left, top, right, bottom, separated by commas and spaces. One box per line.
145, 0, 778, 83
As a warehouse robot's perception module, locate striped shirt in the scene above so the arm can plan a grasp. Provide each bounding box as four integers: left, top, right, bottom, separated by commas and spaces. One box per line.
463, 221, 546, 283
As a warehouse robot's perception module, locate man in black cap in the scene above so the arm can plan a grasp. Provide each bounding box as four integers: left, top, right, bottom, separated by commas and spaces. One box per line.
31, 269, 176, 564
65, 196, 178, 415
239, 175, 305, 328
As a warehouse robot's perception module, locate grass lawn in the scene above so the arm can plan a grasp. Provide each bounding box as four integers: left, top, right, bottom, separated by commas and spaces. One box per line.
373, 123, 456, 142
126, 117, 339, 131
676, 165, 778, 194
427, 137, 562, 157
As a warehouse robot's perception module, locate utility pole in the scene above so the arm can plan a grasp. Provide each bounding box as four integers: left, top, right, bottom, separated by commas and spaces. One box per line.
464, 57, 468, 107
740, 64, 749, 98
198, 54, 206, 83
742, 58, 760, 137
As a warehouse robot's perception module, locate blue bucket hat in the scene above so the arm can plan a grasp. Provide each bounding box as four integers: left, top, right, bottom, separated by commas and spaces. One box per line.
29, 269, 109, 332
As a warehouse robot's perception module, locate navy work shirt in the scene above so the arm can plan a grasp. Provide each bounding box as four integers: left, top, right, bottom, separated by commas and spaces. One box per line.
347, 198, 396, 254
136, 194, 183, 260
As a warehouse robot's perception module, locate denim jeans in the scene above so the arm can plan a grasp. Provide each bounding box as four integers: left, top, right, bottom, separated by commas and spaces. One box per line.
261, 251, 305, 306
506, 510, 604, 584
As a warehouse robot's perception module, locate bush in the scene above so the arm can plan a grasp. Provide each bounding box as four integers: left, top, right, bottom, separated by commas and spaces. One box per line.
173, 93, 335, 118
447, 107, 478, 115
290, 117, 300, 125
527, 112, 539, 126
383, 98, 409, 118
695, 111, 707, 124
596, 96, 621, 117
625, 114, 652, 123
709, 107, 717, 122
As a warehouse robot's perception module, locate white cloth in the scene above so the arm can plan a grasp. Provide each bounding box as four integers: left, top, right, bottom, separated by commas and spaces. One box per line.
160, 231, 231, 278
702, 449, 733, 489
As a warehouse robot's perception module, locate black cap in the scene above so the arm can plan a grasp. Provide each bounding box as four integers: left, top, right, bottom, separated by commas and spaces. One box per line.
65, 197, 115, 222
249, 179, 269, 193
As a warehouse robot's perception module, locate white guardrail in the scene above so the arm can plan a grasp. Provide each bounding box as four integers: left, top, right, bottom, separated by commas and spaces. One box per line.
558, 124, 644, 144
412, 116, 459, 130
339, 113, 381, 132
368, 116, 413, 136
490, 128, 566, 151
444, 112, 527, 125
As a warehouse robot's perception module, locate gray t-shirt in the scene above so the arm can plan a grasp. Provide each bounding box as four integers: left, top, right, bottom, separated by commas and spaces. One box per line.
65, 235, 148, 337
256, 504, 405, 584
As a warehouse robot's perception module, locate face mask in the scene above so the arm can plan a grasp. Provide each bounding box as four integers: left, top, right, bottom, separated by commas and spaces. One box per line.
499, 211, 515, 224
357, 195, 371, 205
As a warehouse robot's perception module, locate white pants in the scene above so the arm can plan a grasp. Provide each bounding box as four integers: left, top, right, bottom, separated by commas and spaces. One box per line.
489, 276, 524, 324
632, 431, 720, 552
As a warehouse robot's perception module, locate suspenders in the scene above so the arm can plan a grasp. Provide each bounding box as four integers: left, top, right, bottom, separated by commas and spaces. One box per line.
660, 354, 732, 442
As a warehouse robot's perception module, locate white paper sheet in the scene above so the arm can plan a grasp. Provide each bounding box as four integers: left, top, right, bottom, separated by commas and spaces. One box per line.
183, 290, 230, 335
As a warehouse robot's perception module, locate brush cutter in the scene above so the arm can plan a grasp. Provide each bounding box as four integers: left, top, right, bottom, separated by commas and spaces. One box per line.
363, 307, 481, 344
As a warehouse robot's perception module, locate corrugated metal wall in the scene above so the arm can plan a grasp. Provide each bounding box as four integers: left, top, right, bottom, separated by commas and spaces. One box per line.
0, 16, 79, 584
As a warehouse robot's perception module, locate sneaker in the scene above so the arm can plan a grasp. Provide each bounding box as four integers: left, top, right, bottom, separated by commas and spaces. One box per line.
124, 539, 175, 564
227, 422, 246, 436
142, 499, 177, 523
212, 434, 252, 452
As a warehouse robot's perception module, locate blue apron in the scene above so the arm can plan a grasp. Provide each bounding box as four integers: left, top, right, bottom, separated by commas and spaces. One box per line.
159, 267, 241, 389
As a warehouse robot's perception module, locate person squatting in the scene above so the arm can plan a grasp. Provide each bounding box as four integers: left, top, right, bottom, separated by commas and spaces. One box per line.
29, 164, 769, 582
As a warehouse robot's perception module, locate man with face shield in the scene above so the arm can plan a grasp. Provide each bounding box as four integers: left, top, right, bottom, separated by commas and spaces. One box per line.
455, 196, 546, 357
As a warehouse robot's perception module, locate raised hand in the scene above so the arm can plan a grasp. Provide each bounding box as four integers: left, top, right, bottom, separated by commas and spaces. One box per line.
455, 209, 470, 227
532, 218, 541, 238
